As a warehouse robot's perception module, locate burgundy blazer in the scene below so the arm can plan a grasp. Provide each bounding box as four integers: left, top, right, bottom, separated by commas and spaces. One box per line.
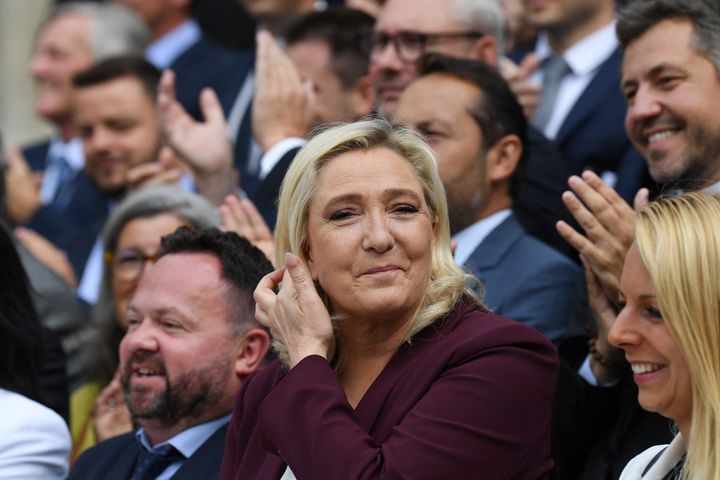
221, 300, 558, 479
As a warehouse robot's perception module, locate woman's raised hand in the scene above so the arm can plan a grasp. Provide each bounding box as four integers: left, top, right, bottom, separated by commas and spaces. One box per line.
254, 252, 334, 368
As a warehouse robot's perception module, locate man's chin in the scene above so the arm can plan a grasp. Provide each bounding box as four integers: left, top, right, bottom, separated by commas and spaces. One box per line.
91, 179, 126, 198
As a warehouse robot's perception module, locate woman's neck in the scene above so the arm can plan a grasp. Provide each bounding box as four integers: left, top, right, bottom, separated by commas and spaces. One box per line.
336, 314, 411, 408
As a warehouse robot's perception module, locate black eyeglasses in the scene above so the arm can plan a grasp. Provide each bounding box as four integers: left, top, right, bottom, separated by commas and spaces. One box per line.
370, 30, 484, 63
106, 248, 160, 282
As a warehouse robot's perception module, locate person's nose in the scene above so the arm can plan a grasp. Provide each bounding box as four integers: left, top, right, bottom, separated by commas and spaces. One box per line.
362, 211, 395, 253
29, 51, 50, 79
626, 86, 663, 128
86, 127, 114, 155
608, 306, 642, 350
123, 318, 160, 355
371, 38, 404, 73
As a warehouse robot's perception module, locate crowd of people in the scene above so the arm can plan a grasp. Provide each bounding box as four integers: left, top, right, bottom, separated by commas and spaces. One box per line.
1, 0, 720, 478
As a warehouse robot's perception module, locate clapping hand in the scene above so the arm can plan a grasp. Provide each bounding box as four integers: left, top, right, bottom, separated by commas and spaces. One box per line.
556, 170, 648, 301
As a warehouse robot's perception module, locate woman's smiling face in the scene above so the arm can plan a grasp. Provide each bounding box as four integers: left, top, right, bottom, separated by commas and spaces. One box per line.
305, 147, 436, 323
609, 243, 692, 428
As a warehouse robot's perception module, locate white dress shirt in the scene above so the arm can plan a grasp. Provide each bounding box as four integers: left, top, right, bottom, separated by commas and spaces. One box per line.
135, 413, 231, 480
531, 22, 619, 140
452, 209, 512, 266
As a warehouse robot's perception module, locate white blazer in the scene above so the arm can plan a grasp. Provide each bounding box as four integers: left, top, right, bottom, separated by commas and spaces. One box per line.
0, 389, 71, 479
619, 434, 685, 479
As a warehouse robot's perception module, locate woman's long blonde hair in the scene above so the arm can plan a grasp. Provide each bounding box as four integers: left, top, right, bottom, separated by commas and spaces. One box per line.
273, 118, 482, 365
635, 191, 720, 479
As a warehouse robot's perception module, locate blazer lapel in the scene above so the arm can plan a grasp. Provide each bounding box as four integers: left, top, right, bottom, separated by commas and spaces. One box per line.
105, 436, 141, 480
462, 214, 524, 276
170, 424, 228, 480
555, 48, 623, 145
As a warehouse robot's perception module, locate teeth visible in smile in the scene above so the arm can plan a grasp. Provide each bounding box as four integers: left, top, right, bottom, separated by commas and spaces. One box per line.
631, 363, 662, 374
137, 368, 158, 376
647, 130, 677, 144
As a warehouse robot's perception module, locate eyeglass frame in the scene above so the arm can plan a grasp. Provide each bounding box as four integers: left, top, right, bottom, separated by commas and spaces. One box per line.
370, 29, 485, 64
105, 248, 161, 283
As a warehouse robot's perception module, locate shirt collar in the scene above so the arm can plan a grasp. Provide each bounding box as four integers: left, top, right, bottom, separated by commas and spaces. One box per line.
452, 209, 512, 266
135, 413, 231, 459
47, 136, 84, 171
534, 21, 618, 76
146, 19, 202, 69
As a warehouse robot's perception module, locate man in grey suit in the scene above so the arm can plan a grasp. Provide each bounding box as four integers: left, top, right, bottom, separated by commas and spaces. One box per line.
69, 227, 272, 479
395, 55, 583, 342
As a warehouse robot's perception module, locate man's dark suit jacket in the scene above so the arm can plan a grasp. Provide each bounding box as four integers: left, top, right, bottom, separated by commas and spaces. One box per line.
221, 300, 558, 479
510, 46, 655, 204
69, 424, 228, 479
21, 139, 109, 277
169, 36, 254, 123
464, 213, 583, 342
252, 147, 297, 229
515, 127, 578, 260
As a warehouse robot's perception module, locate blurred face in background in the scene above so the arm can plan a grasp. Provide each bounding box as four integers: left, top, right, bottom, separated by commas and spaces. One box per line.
110, 213, 188, 328
237, 0, 314, 20
30, 13, 94, 125
74, 75, 162, 195
286, 39, 373, 125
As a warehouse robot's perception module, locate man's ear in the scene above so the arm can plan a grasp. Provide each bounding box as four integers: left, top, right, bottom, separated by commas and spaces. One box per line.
470, 35, 499, 66
486, 134, 522, 184
347, 74, 376, 119
234, 327, 271, 378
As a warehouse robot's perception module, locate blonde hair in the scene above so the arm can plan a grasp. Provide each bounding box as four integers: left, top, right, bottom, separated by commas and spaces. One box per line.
274, 118, 482, 365
635, 192, 720, 480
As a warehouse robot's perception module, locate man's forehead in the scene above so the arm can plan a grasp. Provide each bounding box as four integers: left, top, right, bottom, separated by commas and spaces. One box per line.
397, 74, 479, 121
377, 0, 459, 32
620, 19, 707, 80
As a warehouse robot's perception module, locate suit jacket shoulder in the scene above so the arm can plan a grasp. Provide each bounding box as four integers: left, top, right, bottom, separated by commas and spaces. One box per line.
22, 139, 52, 171
70, 425, 229, 480
170, 37, 254, 119
464, 213, 583, 341
221, 300, 558, 479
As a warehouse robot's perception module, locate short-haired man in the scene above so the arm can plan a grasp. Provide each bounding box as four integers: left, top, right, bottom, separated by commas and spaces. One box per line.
283, 8, 375, 126
10, 2, 148, 223
69, 227, 272, 479
395, 55, 583, 342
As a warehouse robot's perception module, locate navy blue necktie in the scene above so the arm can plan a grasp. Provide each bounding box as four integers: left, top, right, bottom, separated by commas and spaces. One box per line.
52, 156, 77, 210
129, 445, 183, 480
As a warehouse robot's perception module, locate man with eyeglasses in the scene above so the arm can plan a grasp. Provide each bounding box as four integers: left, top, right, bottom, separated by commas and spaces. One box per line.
372, 0, 577, 260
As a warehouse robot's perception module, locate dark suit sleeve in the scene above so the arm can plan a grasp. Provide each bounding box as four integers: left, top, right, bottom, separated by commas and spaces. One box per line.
494, 252, 584, 343
253, 343, 556, 480
253, 146, 299, 229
